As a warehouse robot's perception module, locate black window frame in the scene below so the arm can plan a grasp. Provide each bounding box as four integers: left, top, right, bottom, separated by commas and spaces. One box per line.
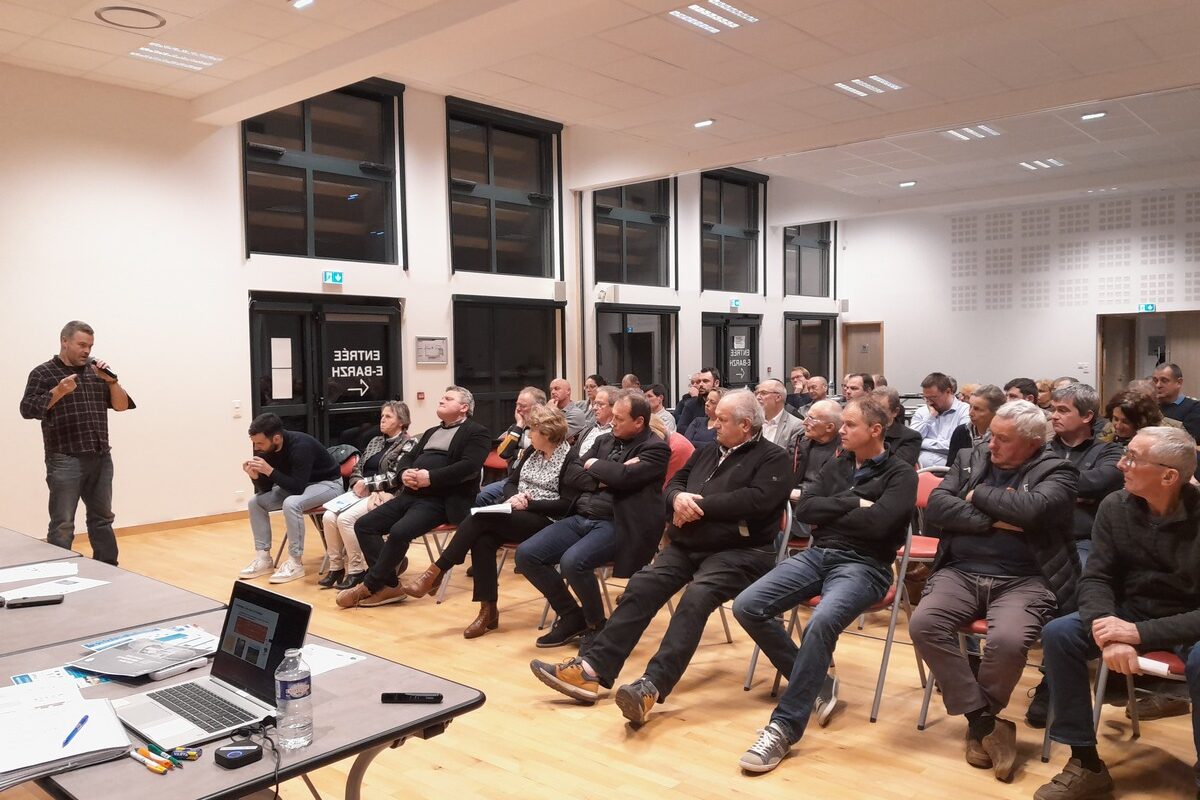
593, 180, 671, 287
594, 304, 677, 400
446, 97, 563, 278
784, 221, 834, 298
700, 168, 767, 293
241, 79, 405, 266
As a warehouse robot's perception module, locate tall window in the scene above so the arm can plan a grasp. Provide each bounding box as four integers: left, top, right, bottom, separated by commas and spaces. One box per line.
784, 315, 833, 380
243, 83, 401, 264
784, 222, 832, 297
701, 171, 763, 293
447, 100, 560, 277
594, 180, 670, 286
595, 308, 674, 397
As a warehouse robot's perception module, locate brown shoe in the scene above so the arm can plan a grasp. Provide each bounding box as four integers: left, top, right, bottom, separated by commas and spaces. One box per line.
401, 565, 444, 598
335, 582, 373, 609
1128, 692, 1189, 720
359, 583, 408, 607
463, 602, 499, 639
981, 718, 1018, 782
1033, 758, 1113, 800
965, 735, 992, 769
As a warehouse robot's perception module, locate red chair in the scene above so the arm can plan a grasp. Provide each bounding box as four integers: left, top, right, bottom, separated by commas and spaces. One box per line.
274, 453, 360, 571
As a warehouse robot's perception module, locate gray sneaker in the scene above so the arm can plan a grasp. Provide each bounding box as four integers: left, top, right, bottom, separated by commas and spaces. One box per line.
739, 722, 792, 774
814, 674, 839, 727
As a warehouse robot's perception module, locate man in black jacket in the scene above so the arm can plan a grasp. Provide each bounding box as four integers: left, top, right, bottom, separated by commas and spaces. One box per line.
875, 387, 921, 466
337, 387, 490, 608
675, 366, 720, 433
1153, 364, 1200, 479
530, 389, 791, 725
1037, 426, 1200, 799
516, 391, 669, 647
732, 396, 917, 773
791, 400, 842, 499
909, 399, 1080, 783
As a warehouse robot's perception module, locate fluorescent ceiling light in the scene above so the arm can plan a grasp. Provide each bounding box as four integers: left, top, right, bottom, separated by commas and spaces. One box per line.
977, 124, 1000, 135
1032, 160, 1050, 168
130, 41, 223, 71
694, 119, 715, 128
834, 82, 868, 97
946, 129, 971, 141
1019, 162, 1038, 170
1019, 158, 1067, 171
945, 125, 1001, 140
899, 180, 917, 188
850, 78, 885, 94
835, 75, 903, 97
688, 4, 738, 27
1046, 158, 1064, 166
1080, 111, 1106, 121
669, 10, 719, 33
868, 74, 902, 91
963, 127, 985, 138
707, 0, 758, 23
292, 0, 314, 8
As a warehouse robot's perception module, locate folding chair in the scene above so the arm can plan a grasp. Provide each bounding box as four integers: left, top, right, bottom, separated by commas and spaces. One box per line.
918, 619, 987, 730
273, 452, 360, 572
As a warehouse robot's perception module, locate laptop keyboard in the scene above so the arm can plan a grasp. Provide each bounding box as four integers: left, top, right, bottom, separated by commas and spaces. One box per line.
147, 682, 260, 733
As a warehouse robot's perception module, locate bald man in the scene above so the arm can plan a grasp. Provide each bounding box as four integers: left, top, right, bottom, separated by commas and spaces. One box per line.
549, 378, 587, 439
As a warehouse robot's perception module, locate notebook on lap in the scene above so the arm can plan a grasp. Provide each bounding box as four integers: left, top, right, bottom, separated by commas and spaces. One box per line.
113, 582, 311, 749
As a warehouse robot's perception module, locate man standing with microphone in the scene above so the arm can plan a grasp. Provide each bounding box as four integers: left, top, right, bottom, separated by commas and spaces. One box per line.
20, 321, 134, 565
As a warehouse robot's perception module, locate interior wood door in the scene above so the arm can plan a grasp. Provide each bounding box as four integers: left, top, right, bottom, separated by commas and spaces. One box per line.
1098, 315, 1136, 406
841, 322, 883, 377
1166, 311, 1200, 395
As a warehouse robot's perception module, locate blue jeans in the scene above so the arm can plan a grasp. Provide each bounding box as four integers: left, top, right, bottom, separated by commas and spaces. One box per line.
515, 515, 617, 626
1043, 612, 1200, 786
46, 452, 117, 565
733, 546, 892, 742
474, 479, 507, 507
248, 480, 342, 559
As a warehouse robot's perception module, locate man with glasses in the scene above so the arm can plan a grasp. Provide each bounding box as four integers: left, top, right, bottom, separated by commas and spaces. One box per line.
1152, 364, 1200, 478
573, 386, 616, 459
756, 379, 804, 450
1037, 427, 1200, 800
792, 400, 842, 500
909, 372, 970, 468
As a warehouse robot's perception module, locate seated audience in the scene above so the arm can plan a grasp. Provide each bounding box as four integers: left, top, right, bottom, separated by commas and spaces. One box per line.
241, 412, 343, 584
797, 376, 830, 417
516, 391, 669, 647
676, 367, 720, 433
529, 390, 791, 725
1153, 364, 1200, 458
477, 386, 545, 507
792, 400, 842, 500
549, 378, 587, 438
787, 366, 811, 411
1037, 427, 1200, 800
571, 373, 605, 424
909, 372, 971, 468
648, 414, 695, 485
957, 383, 979, 404
1053, 376, 1079, 391
683, 387, 724, 446
573, 385, 616, 458
842, 372, 874, 401
732, 396, 917, 773
909, 400, 1079, 783
1037, 379, 1054, 413
875, 387, 921, 466
337, 387, 490, 608
399, 405, 583, 638
319, 400, 411, 590
756, 379, 804, 449
872, 374, 888, 388
946, 384, 1004, 467
1104, 388, 1164, 446
645, 383, 677, 435
621, 373, 642, 389
1004, 377, 1039, 404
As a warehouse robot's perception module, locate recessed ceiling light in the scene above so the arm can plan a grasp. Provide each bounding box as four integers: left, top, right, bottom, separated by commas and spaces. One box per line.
694, 119, 715, 128
867, 74, 902, 91
946, 129, 970, 141
707, 0, 758, 23
1019, 158, 1067, 171
292, 0, 314, 8
833, 75, 904, 97
944, 125, 1002, 140
687, 4, 738, 27
129, 41, 223, 71
95, 6, 166, 30
1080, 111, 1106, 121
669, 9, 719, 33
850, 78, 885, 94
899, 180, 917, 188
833, 82, 868, 97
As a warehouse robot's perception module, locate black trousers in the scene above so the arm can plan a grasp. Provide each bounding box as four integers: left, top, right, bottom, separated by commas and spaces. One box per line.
583, 542, 775, 699
434, 510, 552, 602
354, 493, 448, 593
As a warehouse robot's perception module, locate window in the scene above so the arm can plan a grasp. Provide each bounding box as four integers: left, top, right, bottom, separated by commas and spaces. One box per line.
784, 315, 833, 381
784, 222, 832, 297
243, 83, 402, 264
701, 171, 763, 293
453, 299, 560, 435
594, 180, 670, 286
447, 100, 561, 277
595, 308, 674, 397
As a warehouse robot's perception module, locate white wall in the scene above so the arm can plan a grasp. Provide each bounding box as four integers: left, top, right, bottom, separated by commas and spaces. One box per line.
0, 64, 577, 536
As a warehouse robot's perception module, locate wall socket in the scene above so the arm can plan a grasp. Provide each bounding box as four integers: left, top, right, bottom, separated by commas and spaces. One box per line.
232, 400, 242, 419
233, 490, 245, 504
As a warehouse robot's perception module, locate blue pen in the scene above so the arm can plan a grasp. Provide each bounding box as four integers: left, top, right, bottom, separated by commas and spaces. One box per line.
62, 714, 89, 747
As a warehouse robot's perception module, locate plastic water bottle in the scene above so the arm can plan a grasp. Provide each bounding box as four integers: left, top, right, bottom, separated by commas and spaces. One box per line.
274, 648, 313, 750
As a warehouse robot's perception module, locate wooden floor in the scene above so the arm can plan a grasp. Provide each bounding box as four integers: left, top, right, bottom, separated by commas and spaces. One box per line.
4, 519, 1196, 800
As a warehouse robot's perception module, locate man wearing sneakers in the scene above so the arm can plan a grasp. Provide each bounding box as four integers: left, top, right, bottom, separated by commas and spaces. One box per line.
241, 413, 343, 584
529, 389, 791, 725
1037, 427, 1200, 800
732, 395, 917, 773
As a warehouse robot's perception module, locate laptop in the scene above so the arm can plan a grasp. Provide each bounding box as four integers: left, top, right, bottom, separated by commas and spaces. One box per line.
113, 581, 311, 749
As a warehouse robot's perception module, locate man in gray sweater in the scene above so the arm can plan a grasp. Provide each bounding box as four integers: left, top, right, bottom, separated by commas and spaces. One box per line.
1037, 426, 1200, 800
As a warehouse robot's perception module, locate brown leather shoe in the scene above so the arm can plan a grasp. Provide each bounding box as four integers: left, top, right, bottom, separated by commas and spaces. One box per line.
336, 582, 373, 609
965, 735, 993, 769
401, 565, 444, 598
463, 602, 499, 639
981, 718, 1018, 782
359, 583, 408, 607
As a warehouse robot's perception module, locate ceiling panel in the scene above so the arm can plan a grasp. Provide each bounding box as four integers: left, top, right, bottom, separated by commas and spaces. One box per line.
0, 2, 62, 36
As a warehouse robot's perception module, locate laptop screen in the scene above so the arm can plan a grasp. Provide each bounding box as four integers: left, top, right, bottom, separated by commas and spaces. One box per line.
211, 582, 311, 707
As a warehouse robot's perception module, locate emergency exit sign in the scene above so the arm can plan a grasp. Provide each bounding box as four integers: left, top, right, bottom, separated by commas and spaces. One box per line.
323, 271, 344, 285
1137, 303, 1156, 312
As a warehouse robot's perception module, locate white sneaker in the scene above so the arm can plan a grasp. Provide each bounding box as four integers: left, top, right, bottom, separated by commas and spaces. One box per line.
815, 674, 839, 728
238, 551, 273, 579
269, 558, 306, 584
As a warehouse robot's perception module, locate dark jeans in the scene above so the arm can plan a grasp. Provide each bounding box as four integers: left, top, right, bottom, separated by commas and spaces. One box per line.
909, 568, 1056, 716
733, 546, 893, 742
584, 543, 775, 699
1044, 611, 1200, 786
45, 452, 117, 565
515, 515, 617, 626
474, 480, 506, 508
354, 493, 447, 593
434, 510, 551, 602
1075, 538, 1091, 569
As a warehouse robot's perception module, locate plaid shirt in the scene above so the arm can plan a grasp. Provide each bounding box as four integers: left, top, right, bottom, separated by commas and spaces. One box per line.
20, 357, 135, 456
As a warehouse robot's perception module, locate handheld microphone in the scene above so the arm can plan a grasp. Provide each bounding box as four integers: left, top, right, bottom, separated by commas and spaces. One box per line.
86, 357, 118, 381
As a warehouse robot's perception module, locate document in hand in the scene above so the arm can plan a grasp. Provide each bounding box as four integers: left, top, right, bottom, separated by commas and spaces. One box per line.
0, 680, 130, 791
470, 503, 513, 516
323, 491, 362, 514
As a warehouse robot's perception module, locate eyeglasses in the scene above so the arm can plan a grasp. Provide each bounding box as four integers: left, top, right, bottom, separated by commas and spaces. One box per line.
1118, 450, 1174, 470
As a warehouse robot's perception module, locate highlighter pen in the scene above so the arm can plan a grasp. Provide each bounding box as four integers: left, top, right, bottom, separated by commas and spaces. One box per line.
129, 750, 168, 775
148, 743, 184, 768
62, 714, 90, 747
137, 747, 174, 770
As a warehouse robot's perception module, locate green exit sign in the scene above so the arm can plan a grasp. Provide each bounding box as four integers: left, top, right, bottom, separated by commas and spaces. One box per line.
322, 271, 344, 285
1137, 303, 1156, 312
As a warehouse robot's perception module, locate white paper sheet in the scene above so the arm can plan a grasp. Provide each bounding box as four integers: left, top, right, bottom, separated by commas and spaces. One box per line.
470, 503, 513, 515
0, 561, 77, 585
300, 644, 365, 677
0, 577, 108, 602
10, 667, 111, 689
82, 624, 217, 654
1137, 656, 1176, 678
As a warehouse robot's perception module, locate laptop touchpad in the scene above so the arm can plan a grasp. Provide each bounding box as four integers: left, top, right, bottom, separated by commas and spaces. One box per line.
118, 700, 195, 738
